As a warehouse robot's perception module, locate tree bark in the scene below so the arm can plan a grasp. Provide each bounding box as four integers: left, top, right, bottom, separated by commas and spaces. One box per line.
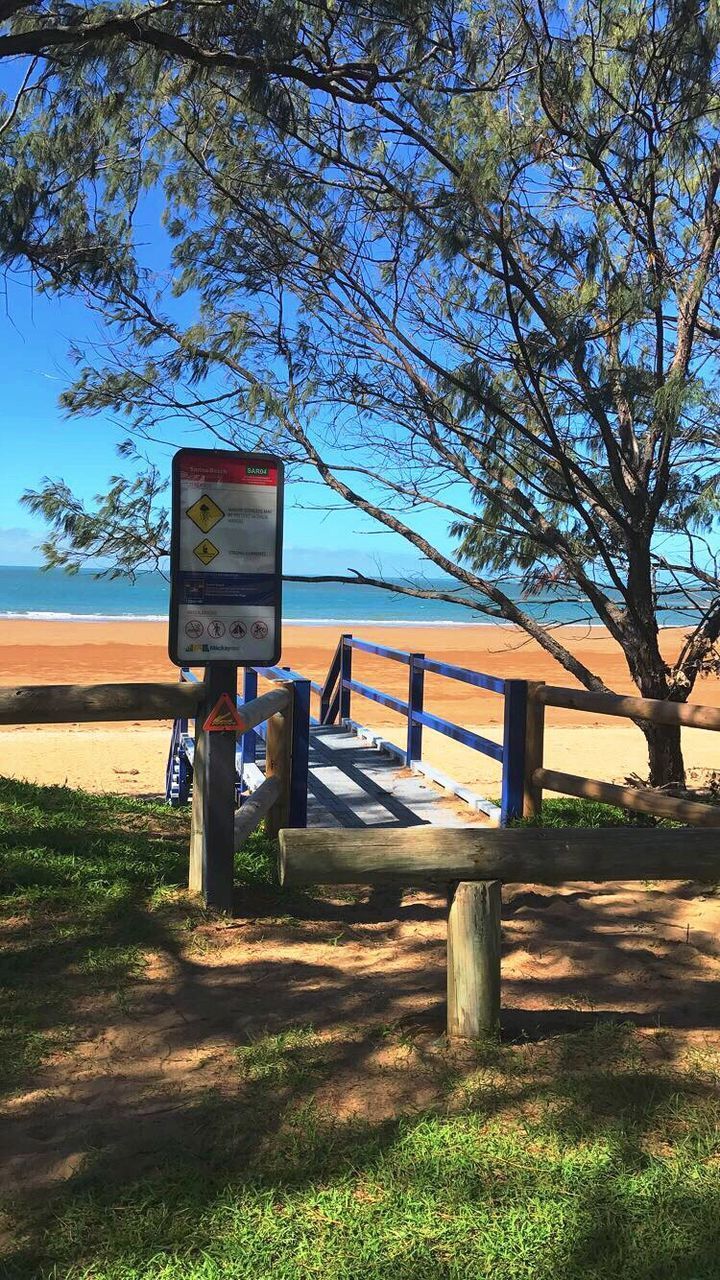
622, 544, 689, 791
640, 720, 686, 791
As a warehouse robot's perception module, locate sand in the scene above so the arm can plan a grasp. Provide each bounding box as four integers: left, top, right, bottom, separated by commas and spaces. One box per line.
0, 620, 717, 797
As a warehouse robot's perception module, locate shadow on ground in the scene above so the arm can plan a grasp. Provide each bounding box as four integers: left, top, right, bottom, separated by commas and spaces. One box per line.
3, 778, 720, 1276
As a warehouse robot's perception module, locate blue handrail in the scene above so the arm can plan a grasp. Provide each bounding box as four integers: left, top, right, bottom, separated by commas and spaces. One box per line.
324, 634, 525, 824
416, 657, 506, 696
412, 708, 504, 763
167, 633, 528, 826
346, 637, 412, 665
344, 677, 409, 717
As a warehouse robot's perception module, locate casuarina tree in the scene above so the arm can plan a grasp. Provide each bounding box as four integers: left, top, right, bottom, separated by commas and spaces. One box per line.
7, 0, 720, 787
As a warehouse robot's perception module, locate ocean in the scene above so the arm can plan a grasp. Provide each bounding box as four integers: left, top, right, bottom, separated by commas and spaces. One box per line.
0, 565, 708, 627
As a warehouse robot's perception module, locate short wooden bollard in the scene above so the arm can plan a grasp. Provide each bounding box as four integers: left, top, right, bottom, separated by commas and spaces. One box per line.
447, 880, 501, 1039
265, 683, 293, 839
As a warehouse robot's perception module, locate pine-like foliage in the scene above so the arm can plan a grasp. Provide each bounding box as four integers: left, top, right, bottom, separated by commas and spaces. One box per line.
4, 0, 720, 783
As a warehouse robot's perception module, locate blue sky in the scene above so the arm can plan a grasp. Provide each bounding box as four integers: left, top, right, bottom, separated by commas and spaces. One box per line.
0, 56, 458, 578
0, 274, 454, 575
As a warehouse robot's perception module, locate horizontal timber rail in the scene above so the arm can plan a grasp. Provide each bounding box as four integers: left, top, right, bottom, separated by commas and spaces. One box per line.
232, 686, 289, 735
536, 684, 720, 731
279, 826, 720, 886
525, 682, 720, 825
233, 775, 281, 848
280, 823, 720, 1040
0, 681, 203, 725
534, 768, 720, 828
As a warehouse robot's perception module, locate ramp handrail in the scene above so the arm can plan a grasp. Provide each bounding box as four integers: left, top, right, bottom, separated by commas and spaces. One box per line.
168, 633, 720, 836
169, 638, 526, 825
319, 634, 525, 825
169, 663, 311, 828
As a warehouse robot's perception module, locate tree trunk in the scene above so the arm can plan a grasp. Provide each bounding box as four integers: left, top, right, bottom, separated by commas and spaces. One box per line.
640, 720, 686, 791
620, 546, 688, 792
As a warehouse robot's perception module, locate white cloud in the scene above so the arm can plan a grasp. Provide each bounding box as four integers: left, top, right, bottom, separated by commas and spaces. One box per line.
0, 527, 44, 566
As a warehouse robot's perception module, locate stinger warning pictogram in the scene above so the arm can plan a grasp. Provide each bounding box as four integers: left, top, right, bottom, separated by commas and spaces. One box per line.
186, 493, 225, 533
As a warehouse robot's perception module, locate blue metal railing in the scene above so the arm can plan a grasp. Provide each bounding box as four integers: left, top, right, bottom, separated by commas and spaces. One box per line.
317, 635, 527, 825
167, 664, 311, 827
166, 633, 528, 827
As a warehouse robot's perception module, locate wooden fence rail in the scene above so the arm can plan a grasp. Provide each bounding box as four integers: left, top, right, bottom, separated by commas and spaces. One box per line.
279, 825, 720, 1041
0, 681, 203, 724
525, 682, 720, 824
279, 825, 720, 886
535, 684, 720, 731
534, 767, 720, 827
0, 673, 296, 914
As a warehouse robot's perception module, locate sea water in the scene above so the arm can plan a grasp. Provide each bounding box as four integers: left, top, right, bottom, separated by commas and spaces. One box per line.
0, 565, 708, 627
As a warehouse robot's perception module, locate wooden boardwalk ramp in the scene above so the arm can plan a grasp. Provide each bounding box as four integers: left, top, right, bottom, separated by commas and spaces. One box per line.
303, 725, 485, 830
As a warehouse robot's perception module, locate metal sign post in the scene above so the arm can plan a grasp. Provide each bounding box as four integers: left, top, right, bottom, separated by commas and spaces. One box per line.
170, 448, 284, 913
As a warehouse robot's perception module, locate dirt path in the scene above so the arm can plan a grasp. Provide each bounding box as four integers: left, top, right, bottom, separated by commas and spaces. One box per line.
4, 877, 720, 1195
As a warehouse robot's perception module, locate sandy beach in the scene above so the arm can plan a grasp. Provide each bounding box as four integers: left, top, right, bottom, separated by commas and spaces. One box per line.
0, 619, 717, 798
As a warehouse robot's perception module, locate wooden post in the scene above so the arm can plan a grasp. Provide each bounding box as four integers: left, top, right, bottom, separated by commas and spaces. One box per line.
265, 681, 293, 839
242, 668, 259, 765
447, 880, 501, 1039
189, 690, 206, 894
288, 677, 310, 827
189, 663, 238, 912
176, 716, 191, 805
523, 681, 545, 819
339, 634, 352, 721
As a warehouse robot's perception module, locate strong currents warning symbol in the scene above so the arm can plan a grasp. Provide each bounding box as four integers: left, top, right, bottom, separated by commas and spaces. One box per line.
193, 538, 220, 566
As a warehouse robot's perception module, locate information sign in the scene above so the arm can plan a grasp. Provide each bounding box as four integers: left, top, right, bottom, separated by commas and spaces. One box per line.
169, 449, 283, 666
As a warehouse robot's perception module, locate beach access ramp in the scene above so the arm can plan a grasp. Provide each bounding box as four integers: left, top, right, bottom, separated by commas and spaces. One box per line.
166, 635, 518, 830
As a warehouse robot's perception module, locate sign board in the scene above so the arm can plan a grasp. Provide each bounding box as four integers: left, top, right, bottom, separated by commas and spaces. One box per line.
169, 448, 283, 666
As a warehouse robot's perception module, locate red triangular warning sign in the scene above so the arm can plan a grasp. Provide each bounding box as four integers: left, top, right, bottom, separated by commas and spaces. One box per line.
203, 692, 246, 733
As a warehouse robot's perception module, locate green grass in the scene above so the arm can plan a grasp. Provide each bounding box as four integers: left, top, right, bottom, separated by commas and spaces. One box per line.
6, 1022, 720, 1279
3, 778, 720, 1279
0, 775, 277, 1095
515, 797, 677, 828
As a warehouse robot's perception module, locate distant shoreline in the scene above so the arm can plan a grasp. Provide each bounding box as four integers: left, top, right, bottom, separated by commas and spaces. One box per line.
0, 611, 603, 627
0, 565, 710, 628
0, 611, 695, 630
0, 618, 716, 799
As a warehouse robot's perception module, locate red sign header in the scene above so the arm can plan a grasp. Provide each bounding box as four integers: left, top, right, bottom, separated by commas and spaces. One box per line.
180, 456, 278, 487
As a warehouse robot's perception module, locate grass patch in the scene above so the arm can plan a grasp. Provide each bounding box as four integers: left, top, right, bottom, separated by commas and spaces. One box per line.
0, 775, 280, 1097
515, 797, 673, 828
0, 776, 192, 1096
5, 1023, 720, 1279
236, 1026, 331, 1086
3, 778, 720, 1278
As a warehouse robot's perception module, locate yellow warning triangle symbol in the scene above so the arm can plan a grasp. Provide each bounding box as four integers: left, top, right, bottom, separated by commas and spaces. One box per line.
203, 692, 246, 733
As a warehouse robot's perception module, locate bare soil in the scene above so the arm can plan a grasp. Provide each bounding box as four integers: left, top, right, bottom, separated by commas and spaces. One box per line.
4, 877, 720, 1195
